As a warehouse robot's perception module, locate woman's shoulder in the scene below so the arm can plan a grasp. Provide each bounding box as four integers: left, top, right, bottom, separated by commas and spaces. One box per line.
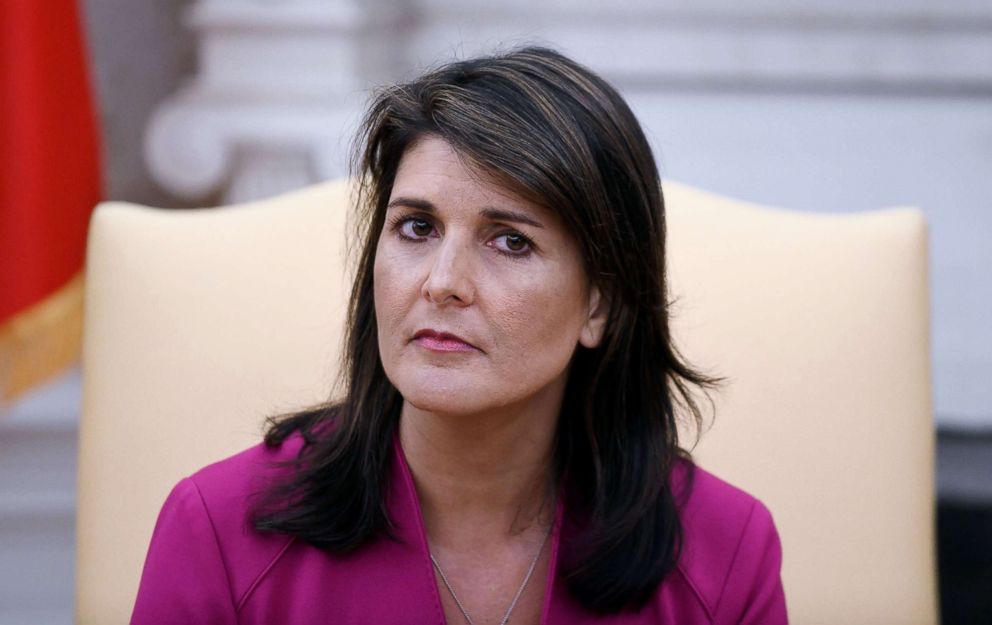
672, 460, 774, 537
187, 431, 305, 500
667, 460, 786, 623
181, 431, 306, 541
141, 434, 307, 610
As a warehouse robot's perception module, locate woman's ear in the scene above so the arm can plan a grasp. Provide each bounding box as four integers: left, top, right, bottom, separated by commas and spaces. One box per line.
579, 284, 609, 349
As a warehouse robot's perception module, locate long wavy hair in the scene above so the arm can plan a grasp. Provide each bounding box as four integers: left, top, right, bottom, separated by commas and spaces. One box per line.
252, 46, 718, 613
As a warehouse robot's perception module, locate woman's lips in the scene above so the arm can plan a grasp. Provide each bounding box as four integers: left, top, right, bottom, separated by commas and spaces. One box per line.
412, 330, 477, 353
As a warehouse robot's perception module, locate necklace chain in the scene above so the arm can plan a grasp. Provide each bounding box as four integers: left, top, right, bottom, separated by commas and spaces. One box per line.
430, 524, 552, 625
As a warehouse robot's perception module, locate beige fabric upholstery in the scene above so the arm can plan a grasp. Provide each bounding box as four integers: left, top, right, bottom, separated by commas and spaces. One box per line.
77, 179, 936, 624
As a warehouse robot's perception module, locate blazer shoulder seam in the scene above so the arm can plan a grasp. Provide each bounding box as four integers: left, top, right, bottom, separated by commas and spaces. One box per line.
185, 477, 240, 616
712, 498, 759, 618
674, 560, 716, 621
236, 535, 297, 613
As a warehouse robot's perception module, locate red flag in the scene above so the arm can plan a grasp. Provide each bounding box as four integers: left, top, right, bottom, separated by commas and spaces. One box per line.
0, 0, 102, 401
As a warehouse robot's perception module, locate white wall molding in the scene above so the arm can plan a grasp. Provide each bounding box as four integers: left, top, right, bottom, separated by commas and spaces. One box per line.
145, 0, 402, 203
149, 0, 992, 203
145, 88, 360, 202
409, 1, 992, 93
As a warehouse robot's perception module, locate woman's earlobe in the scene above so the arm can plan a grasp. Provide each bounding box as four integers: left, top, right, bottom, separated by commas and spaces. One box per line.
579, 285, 609, 349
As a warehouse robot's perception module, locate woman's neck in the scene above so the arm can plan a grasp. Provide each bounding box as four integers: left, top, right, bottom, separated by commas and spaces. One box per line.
398, 391, 560, 549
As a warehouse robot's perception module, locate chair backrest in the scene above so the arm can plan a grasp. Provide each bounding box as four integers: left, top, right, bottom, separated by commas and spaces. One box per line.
77, 179, 936, 624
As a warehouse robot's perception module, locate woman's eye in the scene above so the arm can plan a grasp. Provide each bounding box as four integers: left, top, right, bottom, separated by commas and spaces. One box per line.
399, 218, 434, 239
492, 232, 532, 255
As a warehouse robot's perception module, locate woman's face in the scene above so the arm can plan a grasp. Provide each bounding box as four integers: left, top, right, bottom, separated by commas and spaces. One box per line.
373, 136, 607, 418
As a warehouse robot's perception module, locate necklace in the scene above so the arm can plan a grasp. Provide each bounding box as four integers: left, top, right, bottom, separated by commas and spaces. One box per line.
429, 523, 553, 625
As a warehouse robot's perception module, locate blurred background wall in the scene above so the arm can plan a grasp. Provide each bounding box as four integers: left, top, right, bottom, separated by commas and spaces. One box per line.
1, 0, 989, 622
83, 0, 195, 207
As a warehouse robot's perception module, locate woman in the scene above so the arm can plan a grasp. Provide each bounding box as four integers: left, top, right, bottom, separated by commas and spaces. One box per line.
132, 47, 787, 624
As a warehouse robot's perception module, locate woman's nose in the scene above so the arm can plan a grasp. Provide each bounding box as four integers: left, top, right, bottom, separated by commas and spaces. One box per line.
422, 236, 475, 306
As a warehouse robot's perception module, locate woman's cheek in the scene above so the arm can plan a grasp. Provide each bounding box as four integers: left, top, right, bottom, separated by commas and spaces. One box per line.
488, 277, 560, 345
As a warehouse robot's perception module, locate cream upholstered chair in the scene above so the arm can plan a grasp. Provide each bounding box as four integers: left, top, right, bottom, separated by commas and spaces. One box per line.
77, 179, 936, 624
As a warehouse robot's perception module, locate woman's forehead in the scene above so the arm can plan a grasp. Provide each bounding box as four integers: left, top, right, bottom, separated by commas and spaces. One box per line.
389, 137, 562, 226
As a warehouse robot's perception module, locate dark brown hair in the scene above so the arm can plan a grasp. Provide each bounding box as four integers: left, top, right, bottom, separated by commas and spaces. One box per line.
252, 46, 718, 613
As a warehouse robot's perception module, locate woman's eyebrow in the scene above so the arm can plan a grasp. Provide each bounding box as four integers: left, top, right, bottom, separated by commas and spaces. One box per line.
386, 196, 433, 211
480, 207, 545, 229
386, 197, 545, 229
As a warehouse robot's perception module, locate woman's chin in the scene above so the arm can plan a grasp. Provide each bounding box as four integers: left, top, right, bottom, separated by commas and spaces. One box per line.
400, 388, 488, 417
392, 372, 499, 417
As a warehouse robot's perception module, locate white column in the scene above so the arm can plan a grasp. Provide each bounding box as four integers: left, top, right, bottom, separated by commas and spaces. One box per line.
145, 0, 408, 203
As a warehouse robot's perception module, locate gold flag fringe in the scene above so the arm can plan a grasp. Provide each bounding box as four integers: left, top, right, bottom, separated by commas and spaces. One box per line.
0, 272, 84, 404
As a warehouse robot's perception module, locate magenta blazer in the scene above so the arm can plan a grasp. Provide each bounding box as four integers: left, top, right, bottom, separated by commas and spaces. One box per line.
131, 434, 787, 624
